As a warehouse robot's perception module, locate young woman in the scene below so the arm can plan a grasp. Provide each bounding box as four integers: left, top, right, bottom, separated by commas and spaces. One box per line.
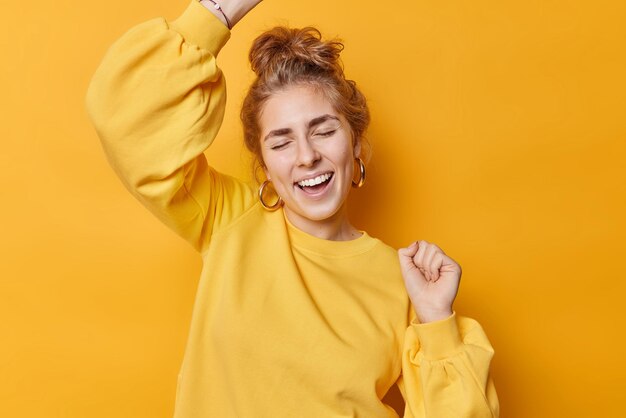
86, 0, 499, 416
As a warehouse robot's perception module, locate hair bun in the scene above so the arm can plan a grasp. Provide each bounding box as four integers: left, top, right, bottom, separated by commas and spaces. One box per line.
249, 26, 344, 79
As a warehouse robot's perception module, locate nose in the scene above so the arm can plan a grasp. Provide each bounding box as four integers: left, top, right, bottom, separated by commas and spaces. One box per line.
296, 138, 320, 167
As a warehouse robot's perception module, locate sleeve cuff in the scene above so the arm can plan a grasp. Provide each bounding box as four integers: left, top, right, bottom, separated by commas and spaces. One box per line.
169, 0, 231, 57
410, 311, 463, 360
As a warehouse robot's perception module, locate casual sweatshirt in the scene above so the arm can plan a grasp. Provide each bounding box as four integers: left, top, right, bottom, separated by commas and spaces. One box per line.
85, 1, 499, 416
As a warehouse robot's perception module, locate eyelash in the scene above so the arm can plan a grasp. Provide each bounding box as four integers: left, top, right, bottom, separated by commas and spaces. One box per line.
271, 143, 288, 150
318, 130, 336, 137
270, 130, 336, 150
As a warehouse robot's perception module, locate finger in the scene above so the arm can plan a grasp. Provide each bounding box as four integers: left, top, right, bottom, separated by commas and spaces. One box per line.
415, 240, 434, 281
413, 240, 429, 272
423, 244, 442, 282
431, 252, 444, 282
441, 253, 462, 277
422, 244, 437, 275
398, 241, 419, 258
419, 265, 431, 282
398, 241, 419, 272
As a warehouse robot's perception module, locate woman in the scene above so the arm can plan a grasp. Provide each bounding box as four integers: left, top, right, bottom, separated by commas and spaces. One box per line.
86, 0, 499, 416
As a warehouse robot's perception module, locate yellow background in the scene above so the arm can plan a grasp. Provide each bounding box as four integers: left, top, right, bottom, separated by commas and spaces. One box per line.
1, 0, 625, 416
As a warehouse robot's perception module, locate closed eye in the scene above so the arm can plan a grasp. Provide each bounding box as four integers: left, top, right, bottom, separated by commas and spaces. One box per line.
316, 130, 336, 137
271, 142, 289, 150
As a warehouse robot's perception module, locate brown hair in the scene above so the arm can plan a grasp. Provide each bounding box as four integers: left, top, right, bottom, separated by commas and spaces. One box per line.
240, 26, 370, 177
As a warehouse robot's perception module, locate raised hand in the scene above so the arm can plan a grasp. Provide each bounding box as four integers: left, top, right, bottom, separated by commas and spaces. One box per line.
398, 240, 462, 323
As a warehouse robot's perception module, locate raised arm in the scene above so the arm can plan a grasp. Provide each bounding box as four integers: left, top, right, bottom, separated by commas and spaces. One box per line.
396, 241, 499, 416
85, 0, 262, 252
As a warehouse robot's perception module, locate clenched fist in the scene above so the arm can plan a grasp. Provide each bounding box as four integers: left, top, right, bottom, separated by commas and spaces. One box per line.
398, 240, 461, 323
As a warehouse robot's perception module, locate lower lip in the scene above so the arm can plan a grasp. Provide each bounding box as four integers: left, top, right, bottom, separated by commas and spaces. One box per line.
295, 174, 335, 200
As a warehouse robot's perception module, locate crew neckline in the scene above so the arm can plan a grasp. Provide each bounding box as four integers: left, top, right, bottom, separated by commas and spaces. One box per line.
282, 210, 377, 257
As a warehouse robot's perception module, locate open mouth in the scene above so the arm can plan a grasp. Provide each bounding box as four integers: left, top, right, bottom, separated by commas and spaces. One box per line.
295, 172, 334, 195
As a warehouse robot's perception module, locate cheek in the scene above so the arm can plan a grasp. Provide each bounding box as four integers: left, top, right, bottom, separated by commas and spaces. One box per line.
263, 153, 290, 182
335, 144, 355, 167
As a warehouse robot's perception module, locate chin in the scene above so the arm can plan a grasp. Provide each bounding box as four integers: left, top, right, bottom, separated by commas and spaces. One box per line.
286, 194, 348, 223
299, 206, 342, 222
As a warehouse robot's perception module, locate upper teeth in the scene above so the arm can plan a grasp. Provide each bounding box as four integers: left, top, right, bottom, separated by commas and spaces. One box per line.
298, 173, 332, 187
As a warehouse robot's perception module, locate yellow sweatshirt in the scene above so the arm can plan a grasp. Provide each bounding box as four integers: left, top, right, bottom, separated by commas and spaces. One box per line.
85, 1, 499, 416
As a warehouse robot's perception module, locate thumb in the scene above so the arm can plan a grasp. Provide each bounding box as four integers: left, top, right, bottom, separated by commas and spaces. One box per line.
397, 241, 419, 272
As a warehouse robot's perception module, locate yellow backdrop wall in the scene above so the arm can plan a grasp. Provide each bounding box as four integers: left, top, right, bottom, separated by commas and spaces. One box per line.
1, 0, 624, 416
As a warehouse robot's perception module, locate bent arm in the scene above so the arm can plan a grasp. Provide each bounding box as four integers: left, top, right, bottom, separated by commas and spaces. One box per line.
85, 1, 255, 252
397, 312, 499, 418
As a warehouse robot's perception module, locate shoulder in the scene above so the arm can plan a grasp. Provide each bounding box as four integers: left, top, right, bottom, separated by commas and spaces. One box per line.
366, 233, 400, 260
360, 233, 403, 274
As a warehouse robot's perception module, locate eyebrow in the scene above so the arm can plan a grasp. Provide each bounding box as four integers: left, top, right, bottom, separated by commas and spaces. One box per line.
263, 114, 340, 142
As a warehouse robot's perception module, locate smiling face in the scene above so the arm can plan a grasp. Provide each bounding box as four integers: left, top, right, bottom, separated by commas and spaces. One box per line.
259, 84, 361, 230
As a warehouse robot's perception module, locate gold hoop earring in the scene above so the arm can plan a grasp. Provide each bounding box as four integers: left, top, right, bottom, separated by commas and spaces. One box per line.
352, 158, 366, 188
258, 180, 283, 211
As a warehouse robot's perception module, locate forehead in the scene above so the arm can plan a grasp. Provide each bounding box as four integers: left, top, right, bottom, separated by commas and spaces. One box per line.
259, 85, 340, 132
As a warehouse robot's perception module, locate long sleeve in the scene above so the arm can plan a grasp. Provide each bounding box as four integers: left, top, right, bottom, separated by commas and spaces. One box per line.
85, 0, 255, 253
396, 312, 500, 418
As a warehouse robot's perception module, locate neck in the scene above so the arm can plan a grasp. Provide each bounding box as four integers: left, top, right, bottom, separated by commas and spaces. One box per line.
283, 205, 362, 241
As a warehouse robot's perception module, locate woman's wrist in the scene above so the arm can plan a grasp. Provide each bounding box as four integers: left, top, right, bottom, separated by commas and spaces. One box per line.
414, 307, 454, 324
199, 0, 231, 28
199, 0, 262, 29
199, 0, 230, 28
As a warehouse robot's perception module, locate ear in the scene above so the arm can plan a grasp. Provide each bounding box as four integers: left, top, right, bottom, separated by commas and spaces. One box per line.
254, 159, 270, 182
263, 166, 271, 181
353, 136, 362, 159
